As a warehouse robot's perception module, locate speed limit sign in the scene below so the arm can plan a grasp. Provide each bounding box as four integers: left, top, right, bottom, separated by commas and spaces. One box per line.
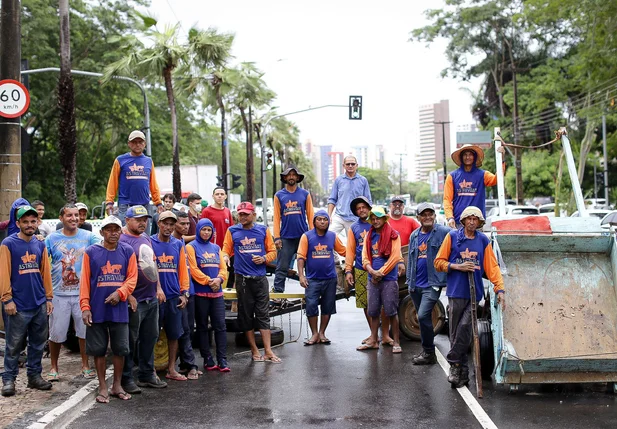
0, 79, 30, 118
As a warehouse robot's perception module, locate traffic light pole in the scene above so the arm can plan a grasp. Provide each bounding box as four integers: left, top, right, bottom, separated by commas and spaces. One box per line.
260, 104, 346, 227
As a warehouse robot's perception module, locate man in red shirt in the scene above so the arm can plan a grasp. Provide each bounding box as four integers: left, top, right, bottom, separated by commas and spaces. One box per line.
201, 187, 235, 288
388, 196, 420, 247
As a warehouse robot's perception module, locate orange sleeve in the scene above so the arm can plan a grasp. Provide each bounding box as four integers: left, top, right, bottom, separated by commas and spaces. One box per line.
40, 250, 53, 300
178, 245, 190, 292
264, 229, 277, 263
379, 236, 401, 275
105, 159, 121, 204
483, 243, 504, 293
484, 170, 497, 187
306, 194, 314, 230
149, 160, 162, 206
443, 174, 454, 219
334, 236, 346, 257
0, 245, 13, 302
222, 230, 234, 258
296, 235, 309, 260
117, 253, 138, 301
217, 249, 228, 282
434, 233, 452, 272
186, 245, 211, 285
79, 253, 92, 311
362, 236, 371, 271
273, 196, 282, 240
344, 229, 357, 273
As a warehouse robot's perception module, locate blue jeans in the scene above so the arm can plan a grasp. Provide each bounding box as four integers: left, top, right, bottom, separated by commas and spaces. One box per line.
117, 203, 154, 233
122, 299, 159, 384
273, 237, 300, 293
195, 296, 227, 364
3, 303, 48, 382
409, 287, 441, 352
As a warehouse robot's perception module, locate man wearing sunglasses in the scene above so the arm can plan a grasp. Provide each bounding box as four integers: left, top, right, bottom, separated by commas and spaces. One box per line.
327, 156, 372, 239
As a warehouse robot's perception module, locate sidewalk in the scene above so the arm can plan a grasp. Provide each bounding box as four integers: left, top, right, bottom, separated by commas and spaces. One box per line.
0, 338, 93, 429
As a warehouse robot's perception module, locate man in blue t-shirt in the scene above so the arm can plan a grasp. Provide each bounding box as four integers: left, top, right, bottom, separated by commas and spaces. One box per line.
46, 204, 101, 382
406, 202, 449, 365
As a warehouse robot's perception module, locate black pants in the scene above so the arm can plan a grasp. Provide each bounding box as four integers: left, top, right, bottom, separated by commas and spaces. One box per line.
235, 275, 270, 331
447, 297, 472, 368
195, 296, 227, 363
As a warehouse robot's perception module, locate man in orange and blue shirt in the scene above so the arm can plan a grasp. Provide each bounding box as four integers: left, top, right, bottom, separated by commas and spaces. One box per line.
273, 167, 314, 294
435, 206, 505, 387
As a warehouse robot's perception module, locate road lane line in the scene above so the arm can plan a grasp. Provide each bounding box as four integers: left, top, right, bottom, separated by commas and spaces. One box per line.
435, 348, 498, 429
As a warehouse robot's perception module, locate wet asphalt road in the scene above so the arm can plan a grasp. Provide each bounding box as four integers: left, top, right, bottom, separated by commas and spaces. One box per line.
67, 279, 617, 429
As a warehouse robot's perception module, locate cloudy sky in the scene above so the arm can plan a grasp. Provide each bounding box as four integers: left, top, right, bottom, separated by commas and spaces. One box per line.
145, 0, 479, 174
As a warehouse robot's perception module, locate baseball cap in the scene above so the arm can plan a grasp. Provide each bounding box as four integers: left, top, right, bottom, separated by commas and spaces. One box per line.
16, 205, 38, 220
369, 206, 389, 219
237, 201, 255, 214
158, 211, 177, 222
125, 205, 151, 218
391, 195, 405, 204
75, 202, 88, 212
201, 200, 209, 208
128, 130, 146, 142
100, 215, 122, 230
416, 202, 435, 215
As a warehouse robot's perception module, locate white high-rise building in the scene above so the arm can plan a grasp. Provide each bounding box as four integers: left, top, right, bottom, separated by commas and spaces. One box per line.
416, 100, 451, 182
352, 145, 369, 168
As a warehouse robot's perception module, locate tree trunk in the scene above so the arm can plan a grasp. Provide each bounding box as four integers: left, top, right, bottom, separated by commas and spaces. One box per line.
163, 65, 181, 200
217, 88, 227, 191
240, 106, 254, 203
268, 139, 277, 198
58, 0, 77, 203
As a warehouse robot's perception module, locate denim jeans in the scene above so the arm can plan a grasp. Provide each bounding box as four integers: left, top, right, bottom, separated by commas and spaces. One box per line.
409, 287, 440, 352
195, 296, 227, 364
178, 296, 197, 371
3, 303, 48, 382
122, 299, 159, 384
273, 237, 300, 293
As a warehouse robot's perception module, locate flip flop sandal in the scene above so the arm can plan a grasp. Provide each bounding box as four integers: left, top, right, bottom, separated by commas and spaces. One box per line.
95, 393, 109, 404
320, 339, 331, 345
252, 355, 265, 362
110, 391, 131, 401
303, 339, 319, 346
264, 356, 282, 364
165, 373, 188, 381
381, 340, 395, 347
392, 346, 403, 354
187, 369, 200, 380
82, 369, 96, 379
356, 344, 379, 351
47, 372, 60, 382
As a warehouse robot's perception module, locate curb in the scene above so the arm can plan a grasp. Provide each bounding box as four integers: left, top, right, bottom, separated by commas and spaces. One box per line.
28, 367, 113, 429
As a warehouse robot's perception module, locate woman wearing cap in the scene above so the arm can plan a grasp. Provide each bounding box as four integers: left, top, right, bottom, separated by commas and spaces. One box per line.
434, 206, 505, 388
443, 144, 505, 228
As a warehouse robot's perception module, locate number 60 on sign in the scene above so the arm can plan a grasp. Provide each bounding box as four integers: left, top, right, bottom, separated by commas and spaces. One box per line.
0, 79, 30, 118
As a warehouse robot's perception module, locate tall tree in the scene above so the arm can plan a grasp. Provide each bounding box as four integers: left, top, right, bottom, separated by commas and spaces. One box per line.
58, 0, 77, 203
103, 17, 233, 199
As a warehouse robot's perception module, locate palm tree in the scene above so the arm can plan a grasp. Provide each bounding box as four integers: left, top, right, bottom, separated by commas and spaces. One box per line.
58, 0, 77, 203
103, 16, 233, 199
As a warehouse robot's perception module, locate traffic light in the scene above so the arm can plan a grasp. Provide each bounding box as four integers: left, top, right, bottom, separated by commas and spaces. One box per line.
349, 95, 362, 120
231, 174, 242, 190
266, 152, 273, 170
216, 175, 225, 187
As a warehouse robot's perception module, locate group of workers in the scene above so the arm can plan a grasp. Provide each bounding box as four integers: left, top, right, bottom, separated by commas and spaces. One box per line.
1, 128, 506, 403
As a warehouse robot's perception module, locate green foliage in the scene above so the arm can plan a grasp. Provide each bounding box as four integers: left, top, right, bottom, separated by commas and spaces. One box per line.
504, 150, 560, 198
357, 167, 392, 202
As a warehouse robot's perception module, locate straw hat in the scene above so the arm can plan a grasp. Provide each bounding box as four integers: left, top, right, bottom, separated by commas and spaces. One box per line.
459, 206, 485, 228
451, 144, 484, 167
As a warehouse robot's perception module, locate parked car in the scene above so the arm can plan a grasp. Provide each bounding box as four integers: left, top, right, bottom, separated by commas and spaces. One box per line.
485, 198, 516, 210
484, 205, 540, 231
570, 209, 612, 219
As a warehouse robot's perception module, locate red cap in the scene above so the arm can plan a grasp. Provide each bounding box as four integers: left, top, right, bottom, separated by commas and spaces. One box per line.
237, 202, 255, 214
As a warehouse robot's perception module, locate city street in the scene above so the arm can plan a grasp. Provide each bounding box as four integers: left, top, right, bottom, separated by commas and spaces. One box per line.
59, 279, 617, 429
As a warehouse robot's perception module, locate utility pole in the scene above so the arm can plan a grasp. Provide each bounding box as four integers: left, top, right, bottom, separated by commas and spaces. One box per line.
0, 0, 22, 221
395, 153, 407, 194
434, 121, 451, 180
512, 67, 523, 204
602, 114, 609, 206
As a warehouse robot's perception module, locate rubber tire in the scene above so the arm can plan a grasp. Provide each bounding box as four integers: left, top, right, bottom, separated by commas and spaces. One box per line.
63, 320, 81, 353
398, 295, 446, 341
235, 326, 284, 348
478, 318, 495, 380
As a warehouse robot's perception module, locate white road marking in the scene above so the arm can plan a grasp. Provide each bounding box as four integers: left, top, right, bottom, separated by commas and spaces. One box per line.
435, 348, 498, 429
28, 367, 113, 429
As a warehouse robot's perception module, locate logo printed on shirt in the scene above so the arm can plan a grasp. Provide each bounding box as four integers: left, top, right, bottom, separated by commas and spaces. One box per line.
126, 163, 148, 180
21, 251, 37, 264
158, 253, 174, 263
457, 247, 480, 270
19, 251, 40, 274
418, 242, 428, 259
457, 179, 478, 197
311, 243, 331, 259
156, 252, 177, 272
239, 236, 261, 254
97, 260, 126, 286
283, 200, 302, 216
371, 241, 379, 256
101, 261, 122, 275
358, 229, 368, 246
199, 250, 219, 268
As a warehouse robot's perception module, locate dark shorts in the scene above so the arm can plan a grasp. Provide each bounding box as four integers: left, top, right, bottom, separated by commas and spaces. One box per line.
305, 278, 338, 317
159, 297, 184, 340
86, 322, 129, 357
235, 274, 270, 331
367, 280, 399, 317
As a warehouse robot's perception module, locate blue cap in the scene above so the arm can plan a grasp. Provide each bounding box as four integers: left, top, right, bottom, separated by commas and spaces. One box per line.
125, 205, 151, 219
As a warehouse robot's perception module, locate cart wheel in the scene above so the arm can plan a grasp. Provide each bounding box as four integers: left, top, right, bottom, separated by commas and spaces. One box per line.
509, 384, 519, 394
235, 326, 284, 348
613, 383, 617, 394
478, 319, 494, 379
398, 295, 446, 341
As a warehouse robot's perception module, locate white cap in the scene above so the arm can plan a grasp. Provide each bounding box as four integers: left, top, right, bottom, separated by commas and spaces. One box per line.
128, 130, 146, 142
75, 202, 88, 212
100, 215, 122, 230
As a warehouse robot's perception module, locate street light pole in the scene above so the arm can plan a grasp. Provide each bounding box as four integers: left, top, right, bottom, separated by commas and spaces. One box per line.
434, 121, 451, 181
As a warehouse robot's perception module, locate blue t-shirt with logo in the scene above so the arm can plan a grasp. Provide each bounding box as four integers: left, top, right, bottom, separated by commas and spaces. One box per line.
415, 232, 430, 288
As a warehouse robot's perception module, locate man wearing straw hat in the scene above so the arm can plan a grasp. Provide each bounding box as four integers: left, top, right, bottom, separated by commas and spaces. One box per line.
434, 206, 505, 388
443, 144, 505, 228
